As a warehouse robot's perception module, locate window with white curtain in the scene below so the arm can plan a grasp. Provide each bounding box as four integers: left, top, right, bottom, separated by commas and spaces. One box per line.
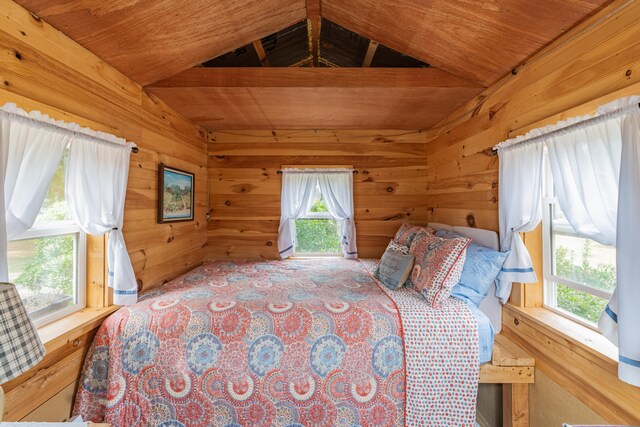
542, 151, 615, 327
6, 148, 86, 327
293, 182, 342, 256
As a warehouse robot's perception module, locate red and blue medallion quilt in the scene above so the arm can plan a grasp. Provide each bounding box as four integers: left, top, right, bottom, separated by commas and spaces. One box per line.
74, 258, 478, 426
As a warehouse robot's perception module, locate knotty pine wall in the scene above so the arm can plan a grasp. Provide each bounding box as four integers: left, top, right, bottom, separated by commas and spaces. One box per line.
424, 0, 640, 233
0, 0, 207, 420
424, 0, 640, 425
207, 130, 428, 260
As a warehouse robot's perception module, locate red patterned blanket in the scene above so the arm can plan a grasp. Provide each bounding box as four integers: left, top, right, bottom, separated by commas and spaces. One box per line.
74, 258, 478, 426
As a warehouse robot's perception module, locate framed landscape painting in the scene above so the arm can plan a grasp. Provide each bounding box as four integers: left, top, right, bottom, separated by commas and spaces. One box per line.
158, 164, 194, 223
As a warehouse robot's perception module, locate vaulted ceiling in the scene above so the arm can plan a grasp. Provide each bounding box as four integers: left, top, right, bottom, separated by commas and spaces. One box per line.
15, 0, 307, 85
322, 0, 611, 86
15, 0, 613, 129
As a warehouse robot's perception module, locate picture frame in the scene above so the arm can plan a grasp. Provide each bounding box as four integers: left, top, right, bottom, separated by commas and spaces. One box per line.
157, 163, 195, 223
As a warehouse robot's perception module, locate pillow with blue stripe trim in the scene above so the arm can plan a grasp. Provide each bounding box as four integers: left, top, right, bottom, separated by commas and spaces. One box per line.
435, 229, 509, 307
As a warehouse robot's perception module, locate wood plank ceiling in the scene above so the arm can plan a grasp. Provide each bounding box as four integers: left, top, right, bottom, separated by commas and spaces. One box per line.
322, 0, 613, 86
147, 68, 484, 129
14, 0, 307, 85
15, 0, 612, 129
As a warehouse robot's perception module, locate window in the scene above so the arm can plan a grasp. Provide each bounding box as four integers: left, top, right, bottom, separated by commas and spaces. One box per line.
7, 150, 86, 327
293, 185, 342, 256
542, 152, 615, 327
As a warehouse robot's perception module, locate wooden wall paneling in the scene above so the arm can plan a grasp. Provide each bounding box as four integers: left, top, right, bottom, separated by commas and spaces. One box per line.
0, 0, 208, 420
20, 383, 76, 422
85, 235, 106, 308
424, 0, 640, 234
1, 305, 116, 420
424, 1, 640, 422
503, 307, 640, 424
4, 348, 86, 421
208, 130, 429, 260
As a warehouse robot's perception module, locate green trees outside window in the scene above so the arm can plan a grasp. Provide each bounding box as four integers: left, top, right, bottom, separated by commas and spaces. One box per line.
554, 241, 615, 324
295, 198, 341, 254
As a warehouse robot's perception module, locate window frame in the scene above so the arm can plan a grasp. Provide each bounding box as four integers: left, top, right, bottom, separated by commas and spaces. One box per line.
541, 153, 614, 330
9, 220, 87, 328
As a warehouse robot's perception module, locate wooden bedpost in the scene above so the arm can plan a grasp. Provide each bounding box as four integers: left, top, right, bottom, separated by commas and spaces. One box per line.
503, 383, 529, 427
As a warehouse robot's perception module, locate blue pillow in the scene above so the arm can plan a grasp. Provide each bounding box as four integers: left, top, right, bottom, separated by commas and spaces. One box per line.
435, 229, 509, 307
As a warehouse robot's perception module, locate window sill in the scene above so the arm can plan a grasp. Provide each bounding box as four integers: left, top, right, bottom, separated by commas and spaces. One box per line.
503, 303, 618, 372
37, 305, 119, 353
502, 304, 640, 423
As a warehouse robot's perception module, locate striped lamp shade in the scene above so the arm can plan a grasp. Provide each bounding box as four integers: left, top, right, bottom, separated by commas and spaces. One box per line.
0, 283, 46, 383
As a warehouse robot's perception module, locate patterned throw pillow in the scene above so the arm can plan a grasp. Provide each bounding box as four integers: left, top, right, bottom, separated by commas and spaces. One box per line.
375, 240, 415, 290
409, 230, 471, 307
393, 223, 435, 246
387, 239, 410, 255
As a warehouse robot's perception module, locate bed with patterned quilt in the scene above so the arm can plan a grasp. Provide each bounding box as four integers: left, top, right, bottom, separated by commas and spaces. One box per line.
74, 258, 482, 426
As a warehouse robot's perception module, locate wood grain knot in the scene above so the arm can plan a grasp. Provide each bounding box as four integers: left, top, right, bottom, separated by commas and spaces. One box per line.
266, 241, 273, 246
514, 318, 520, 326
14, 50, 22, 60
626, 69, 632, 77
386, 186, 394, 193
466, 213, 476, 228
225, 200, 232, 206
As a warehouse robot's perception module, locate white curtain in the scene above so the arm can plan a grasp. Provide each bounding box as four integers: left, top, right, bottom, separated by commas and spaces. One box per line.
66, 135, 137, 305
0, 106, 73, 281
496, 139, 544, 303
546, 115, 621, 246
592, 96, 640, 387
317, 171, 357, 259
499, 96, 640, 386
277, 170, 316, 259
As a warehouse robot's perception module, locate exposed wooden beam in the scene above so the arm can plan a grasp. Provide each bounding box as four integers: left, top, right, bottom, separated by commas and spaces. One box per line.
318, 57, 340, 68
307, 19, 322, 67
252, 40, 270, 66
362, 40, 379, 67
291, 56, 314, 67
149, 67, 484, 88
305, 0, 321, 66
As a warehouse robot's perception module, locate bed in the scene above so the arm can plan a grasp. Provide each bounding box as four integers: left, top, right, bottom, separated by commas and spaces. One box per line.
74, 225, 502, 427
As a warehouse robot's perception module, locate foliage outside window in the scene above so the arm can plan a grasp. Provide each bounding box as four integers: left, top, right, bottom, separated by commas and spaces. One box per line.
542, 154, 615, 327
294, 187, 342, 255
7, 150, 86, 327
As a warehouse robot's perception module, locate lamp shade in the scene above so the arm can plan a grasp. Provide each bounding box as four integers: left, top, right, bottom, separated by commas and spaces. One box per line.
0, 283, 45, 383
